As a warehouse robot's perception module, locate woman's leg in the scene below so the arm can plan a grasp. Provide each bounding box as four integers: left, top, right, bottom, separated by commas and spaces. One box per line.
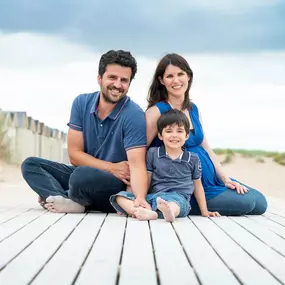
190, 188, 256, 216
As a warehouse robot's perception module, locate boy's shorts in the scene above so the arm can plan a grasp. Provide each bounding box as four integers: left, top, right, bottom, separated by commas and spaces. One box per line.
110, 191, 191, 218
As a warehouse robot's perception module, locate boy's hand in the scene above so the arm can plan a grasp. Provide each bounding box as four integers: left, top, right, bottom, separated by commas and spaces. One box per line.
201, 211, 221, 217
134, 197, 151, 210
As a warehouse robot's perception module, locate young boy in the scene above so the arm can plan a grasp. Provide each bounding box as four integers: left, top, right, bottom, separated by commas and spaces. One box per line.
110, 109, 220, 222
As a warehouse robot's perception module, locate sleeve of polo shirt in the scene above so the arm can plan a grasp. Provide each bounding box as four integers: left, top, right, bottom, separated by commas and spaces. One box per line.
123, 110, 147, 151
191, 154, 202, 180
67, 95, 83, 132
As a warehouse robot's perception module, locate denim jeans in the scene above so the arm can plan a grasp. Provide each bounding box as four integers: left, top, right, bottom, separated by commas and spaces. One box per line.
21, 157, 126, 212
189, 188, 268, 216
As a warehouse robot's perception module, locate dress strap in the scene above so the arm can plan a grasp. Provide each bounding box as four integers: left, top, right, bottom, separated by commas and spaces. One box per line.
155, 101, 172, 114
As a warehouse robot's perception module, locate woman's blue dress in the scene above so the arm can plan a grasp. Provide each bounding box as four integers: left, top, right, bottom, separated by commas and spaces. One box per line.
150, 101, 231, 201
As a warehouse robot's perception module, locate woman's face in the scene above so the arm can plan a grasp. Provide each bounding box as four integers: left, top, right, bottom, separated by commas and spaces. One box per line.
159, 64, 190, 98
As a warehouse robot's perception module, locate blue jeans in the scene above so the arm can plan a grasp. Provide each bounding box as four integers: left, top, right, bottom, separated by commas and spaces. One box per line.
110, 191, 191, 218
189, 188, 267, 216
21, 157, 126, 212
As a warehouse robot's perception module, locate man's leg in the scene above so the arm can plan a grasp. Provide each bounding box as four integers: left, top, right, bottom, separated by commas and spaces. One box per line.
21, 157, 75, 202
68, 166, 127, 213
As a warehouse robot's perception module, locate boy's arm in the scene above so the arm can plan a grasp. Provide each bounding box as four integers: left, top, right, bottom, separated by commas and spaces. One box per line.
193, 179, 220, 217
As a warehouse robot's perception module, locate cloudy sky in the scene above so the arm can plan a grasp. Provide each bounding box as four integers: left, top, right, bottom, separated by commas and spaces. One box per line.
0, 0, 285, 151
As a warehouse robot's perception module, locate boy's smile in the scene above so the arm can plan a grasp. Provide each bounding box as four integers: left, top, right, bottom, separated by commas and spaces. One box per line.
158, 123, 189, 150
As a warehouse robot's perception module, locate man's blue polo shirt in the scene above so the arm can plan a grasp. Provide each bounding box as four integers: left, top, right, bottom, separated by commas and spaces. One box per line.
67, 92, 147, 162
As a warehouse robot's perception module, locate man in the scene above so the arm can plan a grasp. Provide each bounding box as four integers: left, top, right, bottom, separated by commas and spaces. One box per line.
21, 50, 150, 213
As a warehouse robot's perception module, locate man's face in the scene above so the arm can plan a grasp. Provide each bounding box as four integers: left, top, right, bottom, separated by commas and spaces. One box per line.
97, 64, 132, 104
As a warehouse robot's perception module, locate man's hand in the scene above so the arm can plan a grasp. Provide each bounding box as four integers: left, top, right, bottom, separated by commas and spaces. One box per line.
225, 180, 248, 194
109, 161, 130, 185
134, 197, 151, 210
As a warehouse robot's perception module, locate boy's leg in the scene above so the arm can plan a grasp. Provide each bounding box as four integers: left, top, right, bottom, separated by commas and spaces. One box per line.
110, 192, 158, 220
157, 197, 180, 222
116, 196, 138, 216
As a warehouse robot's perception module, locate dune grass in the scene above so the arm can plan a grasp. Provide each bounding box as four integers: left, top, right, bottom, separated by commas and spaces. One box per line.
214, 148, 285, 166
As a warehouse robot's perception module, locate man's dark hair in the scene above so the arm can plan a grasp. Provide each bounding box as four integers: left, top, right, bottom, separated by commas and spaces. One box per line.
157, 109, 190, 135
98, 50, 137, 81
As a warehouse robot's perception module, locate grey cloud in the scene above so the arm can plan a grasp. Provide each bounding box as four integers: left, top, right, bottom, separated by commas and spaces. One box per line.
0, 0, 285, 57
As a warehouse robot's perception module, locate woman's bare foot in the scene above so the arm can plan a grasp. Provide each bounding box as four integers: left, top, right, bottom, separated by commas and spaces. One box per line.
45, 196, 85, 213
157, 197, 175, 222
134, 207, 158, 221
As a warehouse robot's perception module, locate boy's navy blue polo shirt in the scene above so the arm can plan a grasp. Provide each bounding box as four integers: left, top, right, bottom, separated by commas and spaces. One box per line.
67, 92, 147, 162
146, 146, 202, 200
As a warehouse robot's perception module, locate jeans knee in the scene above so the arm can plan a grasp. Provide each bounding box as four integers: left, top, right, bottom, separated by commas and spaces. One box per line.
69, 166, 92, 190
21, 157, 40, 178
249, 191, 268, 215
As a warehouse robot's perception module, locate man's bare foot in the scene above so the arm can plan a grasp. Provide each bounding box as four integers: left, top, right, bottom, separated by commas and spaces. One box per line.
38, 196, 46, 209
134, 207, 158, 221
157, 197, 175, 222
45, 196, 85, 213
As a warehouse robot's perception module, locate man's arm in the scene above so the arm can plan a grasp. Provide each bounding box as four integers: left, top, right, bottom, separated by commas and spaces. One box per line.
68, 128, 130, 184
127, 147, 151, 209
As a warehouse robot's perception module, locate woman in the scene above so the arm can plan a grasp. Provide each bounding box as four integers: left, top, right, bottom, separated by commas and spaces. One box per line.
146, 53, 267, 215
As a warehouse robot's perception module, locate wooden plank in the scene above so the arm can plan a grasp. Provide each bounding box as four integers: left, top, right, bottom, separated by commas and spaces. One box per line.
0, 207, 10, 213
30, 213, 106, 285
268, 207, 285, 218
212, 216, 285, 284
0, 209, 46, 242
150, 219, 199, 285
0, 212, 64, 270
247, 215, 285, 239
190, 216, 280, 285
119, 218, 157, 285
264, 213, 285, 227
230, 216, 285, 256
0, 213, 85, 285
75, 214, 126, 285
173, 218, 239, 285
0, 206, 31, 224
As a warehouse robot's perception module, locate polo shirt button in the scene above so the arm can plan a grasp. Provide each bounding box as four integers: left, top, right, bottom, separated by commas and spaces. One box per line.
100, 124, 103, 127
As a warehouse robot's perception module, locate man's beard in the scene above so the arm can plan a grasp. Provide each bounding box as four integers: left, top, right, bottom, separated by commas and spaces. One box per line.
101, 87, 125, 104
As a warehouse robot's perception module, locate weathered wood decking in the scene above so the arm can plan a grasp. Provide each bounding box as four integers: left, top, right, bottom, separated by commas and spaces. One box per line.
0, 195, 285, 285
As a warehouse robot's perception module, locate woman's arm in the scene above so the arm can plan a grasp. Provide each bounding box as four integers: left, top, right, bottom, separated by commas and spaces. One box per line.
193, 179, 220, 217
145, 106, 161, 147
198, 109, 248, 194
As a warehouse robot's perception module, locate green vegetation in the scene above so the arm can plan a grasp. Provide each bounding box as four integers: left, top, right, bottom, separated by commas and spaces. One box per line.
214, 148, 285, 166
0, 116, 11, 162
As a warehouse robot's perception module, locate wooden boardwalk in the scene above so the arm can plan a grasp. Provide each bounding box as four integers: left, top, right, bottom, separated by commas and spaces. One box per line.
0, 196, 285, 285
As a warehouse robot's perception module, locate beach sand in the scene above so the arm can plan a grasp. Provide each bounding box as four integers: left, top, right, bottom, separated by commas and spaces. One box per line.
0, 155, 284, 206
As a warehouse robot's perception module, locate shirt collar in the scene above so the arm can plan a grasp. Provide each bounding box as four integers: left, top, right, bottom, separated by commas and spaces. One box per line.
90, 92, 129, 120
158, 145, 190, 162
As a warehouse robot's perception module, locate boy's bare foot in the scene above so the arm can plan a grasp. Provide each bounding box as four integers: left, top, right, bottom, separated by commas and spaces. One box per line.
134, 207, 158, 221
45, 196, 85, 213
157, 197, 175, 222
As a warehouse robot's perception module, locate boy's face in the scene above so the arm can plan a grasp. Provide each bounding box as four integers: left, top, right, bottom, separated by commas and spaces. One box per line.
158, 123, 189, 150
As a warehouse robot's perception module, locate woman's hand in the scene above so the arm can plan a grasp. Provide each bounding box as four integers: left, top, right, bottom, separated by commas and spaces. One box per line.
225, 180, 248, 194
